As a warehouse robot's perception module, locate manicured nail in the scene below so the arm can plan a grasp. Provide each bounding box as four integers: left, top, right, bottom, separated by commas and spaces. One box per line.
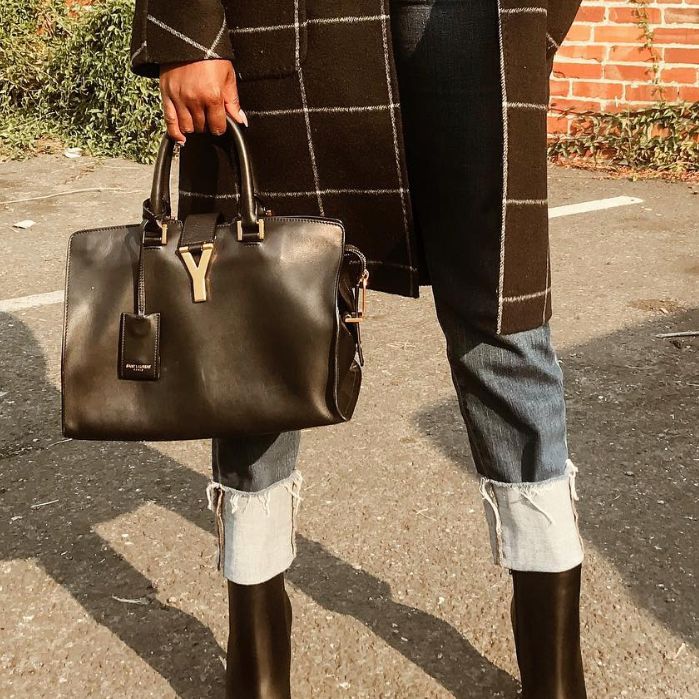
239, 109, 249, 127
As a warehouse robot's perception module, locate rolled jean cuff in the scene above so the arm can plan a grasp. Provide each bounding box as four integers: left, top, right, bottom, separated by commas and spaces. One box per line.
205, 470, 303, 585
479, 460, 584, 573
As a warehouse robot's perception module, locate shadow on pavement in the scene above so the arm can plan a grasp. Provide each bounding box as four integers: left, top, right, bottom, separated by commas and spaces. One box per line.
0, 312, 517, 697
289, 537, 518, 698
1, 317, 227, 697
414, 308, 698, 648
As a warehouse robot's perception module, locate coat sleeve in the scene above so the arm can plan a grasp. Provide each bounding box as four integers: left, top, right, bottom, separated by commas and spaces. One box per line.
130, 0, 235, 78
546, 0, 583, 69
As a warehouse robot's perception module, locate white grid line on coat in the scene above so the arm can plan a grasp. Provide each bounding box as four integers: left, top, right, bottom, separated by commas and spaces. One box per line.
131, 41, 147, 63
179, 188, 409, 199
499, 7, 547, 15
502, 287, 551, 303
543, 242, 551, 323
495, 0, 509, 333
229, 14, 390, 34
546, 32, 561, 50
379, 0, 413, 285
207, 18, 229, 58
294, 0, 323, 214
247, 104, 400, 117
506, 198, 548, 205
146, 15, 221, 58
507, 102, 548, 111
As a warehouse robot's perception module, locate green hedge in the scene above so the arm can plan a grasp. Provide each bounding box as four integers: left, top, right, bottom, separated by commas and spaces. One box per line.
0, 0, 161, 162
1, 1, 697, 174
548, 102, 699, 175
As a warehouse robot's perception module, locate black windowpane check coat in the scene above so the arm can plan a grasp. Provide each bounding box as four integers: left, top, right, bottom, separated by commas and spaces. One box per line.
131, 0, 582, 334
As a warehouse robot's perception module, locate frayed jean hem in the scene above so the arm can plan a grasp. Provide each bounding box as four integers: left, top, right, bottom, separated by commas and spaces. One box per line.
205, 470, 303, 585
479, 460, 585, 573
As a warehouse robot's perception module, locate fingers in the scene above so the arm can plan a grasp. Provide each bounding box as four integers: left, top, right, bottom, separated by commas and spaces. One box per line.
159, 60, 248, 142
160, 77, 193, 143
206, 96, 228, 137
161, 95, 186, 144
189, 100, 207, 134
173, 100, 195, 139
224, 71, 248, 127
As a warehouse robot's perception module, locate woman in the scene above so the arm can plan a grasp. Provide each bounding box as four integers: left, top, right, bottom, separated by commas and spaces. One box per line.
131, 1, 586, 697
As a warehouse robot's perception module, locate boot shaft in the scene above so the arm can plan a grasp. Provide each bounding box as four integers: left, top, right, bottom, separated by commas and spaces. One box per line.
226, 573, 292, 699
511, 564, 587, 699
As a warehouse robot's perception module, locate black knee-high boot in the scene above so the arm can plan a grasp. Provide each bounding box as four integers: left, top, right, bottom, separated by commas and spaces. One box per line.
510, 564, 587, 699
225, 573, 292, 699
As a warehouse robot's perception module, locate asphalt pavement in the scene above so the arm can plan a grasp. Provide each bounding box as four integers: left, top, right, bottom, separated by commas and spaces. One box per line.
0, 155, 697, 698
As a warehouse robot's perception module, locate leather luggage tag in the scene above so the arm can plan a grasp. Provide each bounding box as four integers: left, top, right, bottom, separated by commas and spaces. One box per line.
119, 313, 161, 381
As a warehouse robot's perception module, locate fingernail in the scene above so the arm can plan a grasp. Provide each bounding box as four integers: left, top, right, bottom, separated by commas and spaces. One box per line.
239, 109, 249, 127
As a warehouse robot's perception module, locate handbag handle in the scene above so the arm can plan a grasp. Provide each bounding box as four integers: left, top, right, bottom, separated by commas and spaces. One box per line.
148, 116, 262, 239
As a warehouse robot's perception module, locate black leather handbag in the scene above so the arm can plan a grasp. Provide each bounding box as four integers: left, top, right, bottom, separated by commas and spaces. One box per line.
61, 118, 368, 441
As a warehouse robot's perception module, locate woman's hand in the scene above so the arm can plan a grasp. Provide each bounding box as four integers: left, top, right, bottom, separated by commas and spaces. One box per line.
159, 59, 248, 144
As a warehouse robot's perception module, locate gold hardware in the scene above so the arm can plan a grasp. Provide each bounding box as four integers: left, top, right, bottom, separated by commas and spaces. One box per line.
344, 269, 369, 323
178, 243, 214, 302
237, 219, 265, 241
160, 222, 168, 246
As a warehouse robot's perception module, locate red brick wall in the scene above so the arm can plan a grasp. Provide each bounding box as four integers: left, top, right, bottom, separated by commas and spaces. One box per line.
548, 0, 699, 135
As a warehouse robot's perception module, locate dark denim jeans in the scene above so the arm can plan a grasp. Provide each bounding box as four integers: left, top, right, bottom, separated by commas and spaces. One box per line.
207, 0, 584, 583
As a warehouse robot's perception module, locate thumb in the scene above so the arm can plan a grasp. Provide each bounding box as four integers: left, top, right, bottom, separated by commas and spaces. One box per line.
224, 71, 248, 127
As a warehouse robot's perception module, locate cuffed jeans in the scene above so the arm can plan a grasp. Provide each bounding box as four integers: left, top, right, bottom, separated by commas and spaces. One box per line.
205, 0, 584, 583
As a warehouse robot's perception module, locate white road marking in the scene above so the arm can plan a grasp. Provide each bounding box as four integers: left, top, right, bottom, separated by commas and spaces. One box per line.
549, 195, 643, 219
0, 290, 65, 313
0, 197, 645, 313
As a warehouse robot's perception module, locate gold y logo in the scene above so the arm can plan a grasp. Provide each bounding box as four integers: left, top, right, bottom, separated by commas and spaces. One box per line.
178, 243, 214, 303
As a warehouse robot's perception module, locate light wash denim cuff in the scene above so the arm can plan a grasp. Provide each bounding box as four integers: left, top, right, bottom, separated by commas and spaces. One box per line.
206, 470, 303, 585
479, 460, 584, 573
